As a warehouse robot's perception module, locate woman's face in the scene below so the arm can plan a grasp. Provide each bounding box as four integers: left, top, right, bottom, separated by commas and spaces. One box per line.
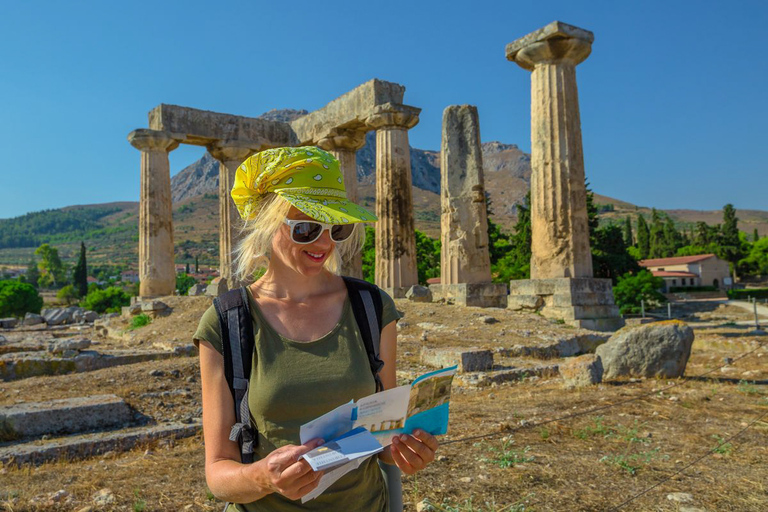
270, 206, 335, 276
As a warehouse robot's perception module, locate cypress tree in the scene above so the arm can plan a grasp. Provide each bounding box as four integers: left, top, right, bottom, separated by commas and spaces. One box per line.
719, 204, 743, 275
637, 214, 650, 260
186, 262, 190, 274
72, 242, 88, 297
648, 209, 665, 258
25, 257, 41, 288
622, 216, 634, 246
195, 256, 199, 273
754, 228, 760, 242
662, 216, 682, 257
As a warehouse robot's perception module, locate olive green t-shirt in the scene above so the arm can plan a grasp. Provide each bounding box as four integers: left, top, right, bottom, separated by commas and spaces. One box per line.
194, 286, 400, 512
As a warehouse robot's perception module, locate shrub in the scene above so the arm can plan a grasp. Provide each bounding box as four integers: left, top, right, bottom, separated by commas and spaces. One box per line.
175, 273, 197, 295
669, 286, 718, 293
56, 284, 79, 304
727, 288, 768, 300
613, 270, 667, 315
0, 280, 43, 317
80, 286, 131, 313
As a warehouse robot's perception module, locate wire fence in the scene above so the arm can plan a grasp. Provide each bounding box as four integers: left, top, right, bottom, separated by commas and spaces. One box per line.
438, 338, 767, 510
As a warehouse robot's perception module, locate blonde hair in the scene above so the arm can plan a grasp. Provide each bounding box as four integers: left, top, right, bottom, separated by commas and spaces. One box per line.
233, 193, 366, 283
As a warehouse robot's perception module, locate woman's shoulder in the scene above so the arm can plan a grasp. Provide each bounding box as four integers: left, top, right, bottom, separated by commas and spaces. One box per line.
193, 304, 224, 354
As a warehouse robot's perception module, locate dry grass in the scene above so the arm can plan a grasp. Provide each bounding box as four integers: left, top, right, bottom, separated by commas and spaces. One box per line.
1, 300, 767, 511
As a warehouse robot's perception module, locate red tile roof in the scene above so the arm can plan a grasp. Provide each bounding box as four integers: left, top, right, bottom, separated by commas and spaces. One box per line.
652, 270, 698, 278
639, 254, 716, 267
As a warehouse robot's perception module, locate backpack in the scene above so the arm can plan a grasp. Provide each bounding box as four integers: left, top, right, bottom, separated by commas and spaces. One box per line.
213, 276, 403, 511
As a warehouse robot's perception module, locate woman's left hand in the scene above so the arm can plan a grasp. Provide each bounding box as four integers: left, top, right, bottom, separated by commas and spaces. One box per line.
387, 429, 439, 475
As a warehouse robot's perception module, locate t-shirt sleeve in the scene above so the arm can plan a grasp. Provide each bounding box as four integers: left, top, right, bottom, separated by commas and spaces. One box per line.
377, 288, 402, 328
193, 304, 224, 355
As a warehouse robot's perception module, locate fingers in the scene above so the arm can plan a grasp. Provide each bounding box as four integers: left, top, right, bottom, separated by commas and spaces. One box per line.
268, 438, 324, 473
391, 430, 438, 475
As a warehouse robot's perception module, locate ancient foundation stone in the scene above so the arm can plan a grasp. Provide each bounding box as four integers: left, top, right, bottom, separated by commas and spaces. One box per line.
0, 318, 18, 329
430, 283, 508, 308
206, 277, 229, 297
406, 286, 432, 303
48, 338, 92, 355
187, 284, 206, 296
421, 347, 494, 373
560, 354, 603, 388
0, 395, 133, 440
23, 313, 44, 326
596, 320, 694, 379
41, 308, 72, 326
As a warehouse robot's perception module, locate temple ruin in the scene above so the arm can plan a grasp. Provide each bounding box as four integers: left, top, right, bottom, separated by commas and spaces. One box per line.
128, 80, 421, 298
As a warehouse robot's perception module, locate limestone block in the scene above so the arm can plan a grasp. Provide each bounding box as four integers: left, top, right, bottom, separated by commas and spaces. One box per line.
82, 311, 99, 323
206, 277, 229, 297
42, 308, 72, 326
140, 301, 168, 313
187, 284, 206, 296
406, 286, 432, 303
122, 303, 142, 318
48, 338, 92, 355
0, 317, 18, 328
23, 313, 45, 326
421, 347, 493, 373
560, 354, 603, 388
0, 395, 132, 440
596, 320, 694, 379
431, 283, 508, 308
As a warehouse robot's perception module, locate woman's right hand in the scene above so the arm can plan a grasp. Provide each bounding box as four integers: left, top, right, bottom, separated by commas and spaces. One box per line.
249, 438, 325, 501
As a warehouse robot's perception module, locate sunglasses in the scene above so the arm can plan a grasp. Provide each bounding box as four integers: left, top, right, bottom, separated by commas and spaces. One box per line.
283, 218, 355, 244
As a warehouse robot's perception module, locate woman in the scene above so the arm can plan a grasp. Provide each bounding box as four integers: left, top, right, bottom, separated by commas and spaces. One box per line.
194, 147, 438, 511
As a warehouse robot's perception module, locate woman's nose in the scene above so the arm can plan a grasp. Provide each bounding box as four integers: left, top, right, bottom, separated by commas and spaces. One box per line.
314, 229, 333, 247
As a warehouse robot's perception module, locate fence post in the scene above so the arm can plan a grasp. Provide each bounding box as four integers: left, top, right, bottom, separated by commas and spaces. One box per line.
641, 300, 645, 319
667, 302, 672, 319
755, 299, 760, 330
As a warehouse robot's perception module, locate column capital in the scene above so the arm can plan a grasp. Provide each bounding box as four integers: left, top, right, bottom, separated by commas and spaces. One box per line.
365, 103, 420, 131
506, 21, 593, 71
128, 129, 182, 152
208, 139, 257, 163
316, 128, 367, 152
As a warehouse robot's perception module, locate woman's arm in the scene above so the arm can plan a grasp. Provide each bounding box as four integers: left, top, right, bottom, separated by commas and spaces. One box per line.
199, 340, 323, 503
376, 320, 439, 473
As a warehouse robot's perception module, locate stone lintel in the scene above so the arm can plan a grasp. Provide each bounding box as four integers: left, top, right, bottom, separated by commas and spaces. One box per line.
290, 79, 406, 144
148, 104, 297, 149
127, 129, 183, 152
429, 283, 508, 308
505, 21, 594, 62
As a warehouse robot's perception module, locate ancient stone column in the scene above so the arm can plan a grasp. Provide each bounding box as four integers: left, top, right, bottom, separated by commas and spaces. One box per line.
209, 141, 255, 287
128, 129, 180, 298
317, 129, 367, 278
365, 103, 421, 297
507, 21, 594, 279
440, 105, 492, 284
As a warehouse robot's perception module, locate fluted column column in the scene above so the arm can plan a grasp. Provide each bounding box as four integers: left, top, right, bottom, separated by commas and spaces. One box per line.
507, 22, 594, 279
366, 103, 421, 297
128, 129, 180, 298
318, 129, 367, 278
209, 141, 256, 287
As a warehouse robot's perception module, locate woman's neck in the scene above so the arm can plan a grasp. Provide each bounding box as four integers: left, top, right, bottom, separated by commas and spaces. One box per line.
253, 264, 335, 302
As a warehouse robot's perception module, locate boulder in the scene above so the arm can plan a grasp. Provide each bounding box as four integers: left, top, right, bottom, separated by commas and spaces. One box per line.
23, 313, 45, 326
141, 301, 168, 313
41, 308, 72, 326
0, 317, 19, 329
82, 311, 99, 323
596, 320, 694, 379
48, 338, 92, 355
560, 354, 603, 388
187, 284, 206, 296
206, 277, 229, 297
122, 303, 142, 318
406, 285, 432, 303
421, 347, 493, 372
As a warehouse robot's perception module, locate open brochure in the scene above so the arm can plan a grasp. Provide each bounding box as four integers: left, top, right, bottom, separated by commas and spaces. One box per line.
298, 366, 457, 502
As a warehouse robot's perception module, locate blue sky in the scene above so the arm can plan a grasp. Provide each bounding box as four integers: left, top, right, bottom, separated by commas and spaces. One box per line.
0, 0, 765, 219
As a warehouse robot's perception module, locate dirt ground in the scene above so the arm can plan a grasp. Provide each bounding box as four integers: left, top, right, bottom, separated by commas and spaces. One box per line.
1, 297, 766, 512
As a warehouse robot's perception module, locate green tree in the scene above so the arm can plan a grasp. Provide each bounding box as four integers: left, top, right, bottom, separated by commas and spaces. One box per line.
648, 209, 665, 258
492, 192, 531, 283
754, 229, 760, 243
739, 237, 768, 276
591, 224, 641, 284
34, 243, 66, 287
185, 262, 190, 274
0, 280, 43, 317
72, 241, 88, 297
362, 227, 376, 284
57, 284, 79, 305
414, 231, 441, 285
661, 216, 683, 257
636, 214, 650, 260
195, 255, 199, 273
719, 204, 744, 274
80, 286, 131, 313
24, 257, 40, 288
176, 273, 197, 295
613, 270, 667, 315
622, 216, 634, 246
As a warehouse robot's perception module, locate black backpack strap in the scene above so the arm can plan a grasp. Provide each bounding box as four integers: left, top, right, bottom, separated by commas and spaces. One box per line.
213, 287, 257, 464
343, 276, 385, 392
